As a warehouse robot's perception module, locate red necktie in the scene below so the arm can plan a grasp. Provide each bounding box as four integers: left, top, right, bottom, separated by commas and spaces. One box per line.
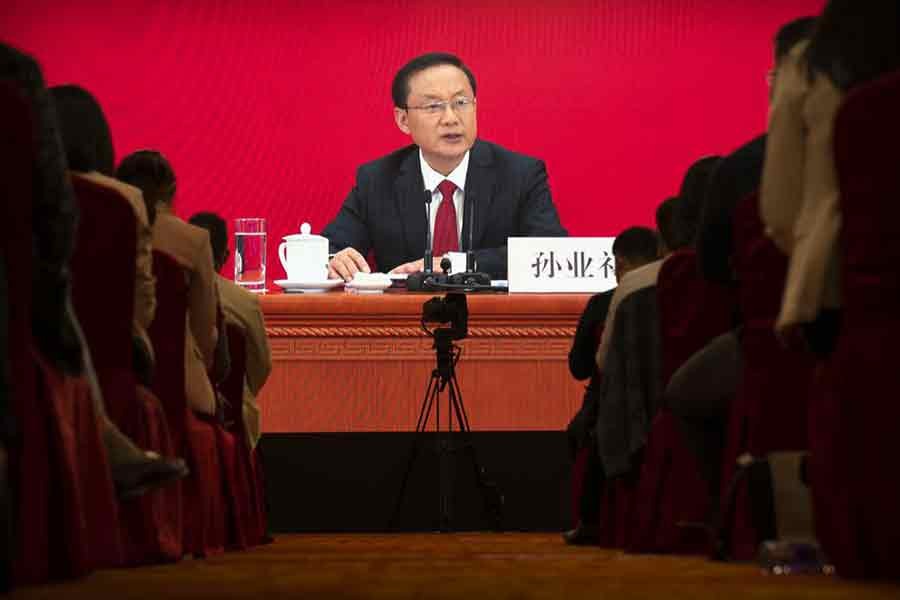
432, 179, 459, 257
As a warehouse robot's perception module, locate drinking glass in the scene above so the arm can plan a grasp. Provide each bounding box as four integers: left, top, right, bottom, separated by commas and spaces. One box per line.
234, 218, 267, 292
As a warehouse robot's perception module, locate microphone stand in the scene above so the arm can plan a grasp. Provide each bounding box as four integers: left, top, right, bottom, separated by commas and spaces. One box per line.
407, 189, 442, 292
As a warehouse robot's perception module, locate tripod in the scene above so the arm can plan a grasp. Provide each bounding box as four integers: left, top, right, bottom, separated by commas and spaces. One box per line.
390, 328, 503, 532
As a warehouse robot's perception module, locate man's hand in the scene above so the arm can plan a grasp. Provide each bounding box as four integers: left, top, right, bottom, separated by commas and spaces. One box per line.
389, 257, 443, 274
328, 247, 370, 281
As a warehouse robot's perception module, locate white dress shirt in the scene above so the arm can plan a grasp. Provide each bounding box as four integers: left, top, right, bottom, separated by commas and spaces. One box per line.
420, 149, 469, 248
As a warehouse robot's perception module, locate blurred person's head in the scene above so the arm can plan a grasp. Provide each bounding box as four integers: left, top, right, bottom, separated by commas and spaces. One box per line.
115, 150, 177, 225
769, 16, 818, 99
50, 84, 114, 176
671, 156, 722, 251
612, 226, 659, 282
189, 212, 229, 272
805, 0, 900, 92
655, 196, 681, 257
392, 52, 478, 176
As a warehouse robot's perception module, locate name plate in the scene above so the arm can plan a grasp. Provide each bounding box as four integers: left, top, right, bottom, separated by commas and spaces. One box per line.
507, 237, 616, 293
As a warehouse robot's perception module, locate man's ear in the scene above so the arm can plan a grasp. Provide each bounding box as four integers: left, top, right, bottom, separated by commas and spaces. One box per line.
394, 107, 411, 135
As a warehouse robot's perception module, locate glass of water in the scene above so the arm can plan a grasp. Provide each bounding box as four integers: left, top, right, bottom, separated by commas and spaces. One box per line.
234, 218, 267, 293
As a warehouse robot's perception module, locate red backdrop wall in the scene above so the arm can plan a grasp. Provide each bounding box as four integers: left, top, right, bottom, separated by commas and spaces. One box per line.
4, 0, 821, 282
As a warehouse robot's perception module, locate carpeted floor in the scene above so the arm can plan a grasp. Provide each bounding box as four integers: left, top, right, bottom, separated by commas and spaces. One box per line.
13, 534, 900, 599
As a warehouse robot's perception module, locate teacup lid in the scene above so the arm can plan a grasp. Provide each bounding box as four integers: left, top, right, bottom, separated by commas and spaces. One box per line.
283, 222, 326, 242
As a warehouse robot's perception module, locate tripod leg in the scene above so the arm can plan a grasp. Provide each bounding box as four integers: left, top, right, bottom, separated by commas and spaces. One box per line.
389, 372, 440, 530
447, 374, 504, 531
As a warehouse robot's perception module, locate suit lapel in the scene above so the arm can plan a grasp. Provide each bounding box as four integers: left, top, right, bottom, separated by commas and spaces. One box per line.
394, 149, 427, 261
463, 140, 495, 251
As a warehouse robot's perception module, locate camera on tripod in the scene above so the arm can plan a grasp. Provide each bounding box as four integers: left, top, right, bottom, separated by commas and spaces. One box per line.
421, 292, 468, 341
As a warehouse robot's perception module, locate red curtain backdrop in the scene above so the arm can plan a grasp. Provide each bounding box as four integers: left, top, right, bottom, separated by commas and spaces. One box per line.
4, 0, 822, 283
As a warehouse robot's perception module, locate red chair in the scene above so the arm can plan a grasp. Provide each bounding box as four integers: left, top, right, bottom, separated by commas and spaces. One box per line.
628, 249, 736, 555
1, 81, 119, 583
149, 250, 225, 557
721, 192, 815, 560
69, 174, 182, 564
218, 322, 267, 547
812, 69, 900, 579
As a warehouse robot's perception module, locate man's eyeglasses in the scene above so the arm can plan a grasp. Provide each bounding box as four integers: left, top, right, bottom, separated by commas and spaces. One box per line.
405, 97, 476, 116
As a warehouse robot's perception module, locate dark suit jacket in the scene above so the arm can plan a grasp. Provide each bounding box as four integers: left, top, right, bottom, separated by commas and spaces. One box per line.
322, 139, 567, 278
594, 286, 662, 478
696, 134, 766, 285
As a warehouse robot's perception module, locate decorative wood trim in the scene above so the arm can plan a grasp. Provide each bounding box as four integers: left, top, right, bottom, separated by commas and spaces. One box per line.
269, 336, 573, 361
267, 326, 576, 338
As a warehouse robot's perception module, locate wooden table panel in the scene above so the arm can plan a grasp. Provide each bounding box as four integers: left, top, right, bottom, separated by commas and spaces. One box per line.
259, 290, 591, 432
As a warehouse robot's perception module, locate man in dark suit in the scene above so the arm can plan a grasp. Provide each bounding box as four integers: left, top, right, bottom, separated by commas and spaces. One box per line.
323, 52, 567, 280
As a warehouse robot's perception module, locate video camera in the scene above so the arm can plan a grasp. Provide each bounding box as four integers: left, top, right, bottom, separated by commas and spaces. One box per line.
421, 292, 468, 341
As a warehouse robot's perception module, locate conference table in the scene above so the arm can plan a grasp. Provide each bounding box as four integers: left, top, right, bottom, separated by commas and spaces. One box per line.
258, 289, 592, 434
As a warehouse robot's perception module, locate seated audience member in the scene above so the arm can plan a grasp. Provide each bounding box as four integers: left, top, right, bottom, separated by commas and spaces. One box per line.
189, 212, 272, 449
49, 86, 156, 370
584, 196, 694, 533
322, 52, 567, 280
564, 226, 659, 544
594, 157, 721, 374
760, 0, 900, 578
1, 47, 186, 496
697, 16, 817, 285
667, 16, 817, 511
127, 150, 220, 417
761, 0, 899, 351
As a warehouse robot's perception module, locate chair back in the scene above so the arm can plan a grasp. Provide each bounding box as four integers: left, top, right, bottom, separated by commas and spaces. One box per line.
148, 250, 190, 451
834, 69, 900, 320
656, 248, 736, 386
69, 176, 136, 370
0, 81, 34, 375
731, 192, 789, 325
69, 176, 138, 427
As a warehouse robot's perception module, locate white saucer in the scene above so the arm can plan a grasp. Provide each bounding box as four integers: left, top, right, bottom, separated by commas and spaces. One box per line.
345, 280, 392, 294
274, 279, 344, 293
388, 273, 409, 281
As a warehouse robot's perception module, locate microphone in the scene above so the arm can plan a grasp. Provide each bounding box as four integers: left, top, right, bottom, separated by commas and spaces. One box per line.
465, 190, 476, 271
423, 189, 433, 274
407, 188, 442, 292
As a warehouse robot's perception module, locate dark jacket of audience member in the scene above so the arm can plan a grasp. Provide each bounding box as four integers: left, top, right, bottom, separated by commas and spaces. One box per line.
594, 286, 662, 477
696, 135, 767, 285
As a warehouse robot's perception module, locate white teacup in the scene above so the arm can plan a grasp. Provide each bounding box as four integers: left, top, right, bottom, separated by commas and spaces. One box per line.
278, 223, 329, 282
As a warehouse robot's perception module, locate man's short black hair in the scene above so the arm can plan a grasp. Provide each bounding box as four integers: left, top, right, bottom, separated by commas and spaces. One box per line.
50, 84, 114, 176
655, 196, 681, 253
775, 16, 817, 62
391, 52, 477, 108
612, 226, 658, 263
189, 211, 228, 269
116, 150, 177, 224
671, 156, 722, 250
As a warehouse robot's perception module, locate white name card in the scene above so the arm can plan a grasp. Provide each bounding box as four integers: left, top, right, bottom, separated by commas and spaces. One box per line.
507, 237, 616, 293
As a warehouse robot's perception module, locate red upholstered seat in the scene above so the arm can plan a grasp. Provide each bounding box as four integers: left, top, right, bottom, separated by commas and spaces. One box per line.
1, 81, 121, 584
149, 250, 225, 557
69, 175, 182, 564
628, 249, 735, 555
221, 322, 268, 546
811, 69, 900, 579
721, 192, 814, 560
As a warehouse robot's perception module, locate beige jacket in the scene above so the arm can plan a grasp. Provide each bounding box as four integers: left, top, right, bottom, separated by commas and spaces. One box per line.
760, 43, 845, 331
152, 205, 219, 415
74, 171, 156, 361
218, 275, 272, 449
